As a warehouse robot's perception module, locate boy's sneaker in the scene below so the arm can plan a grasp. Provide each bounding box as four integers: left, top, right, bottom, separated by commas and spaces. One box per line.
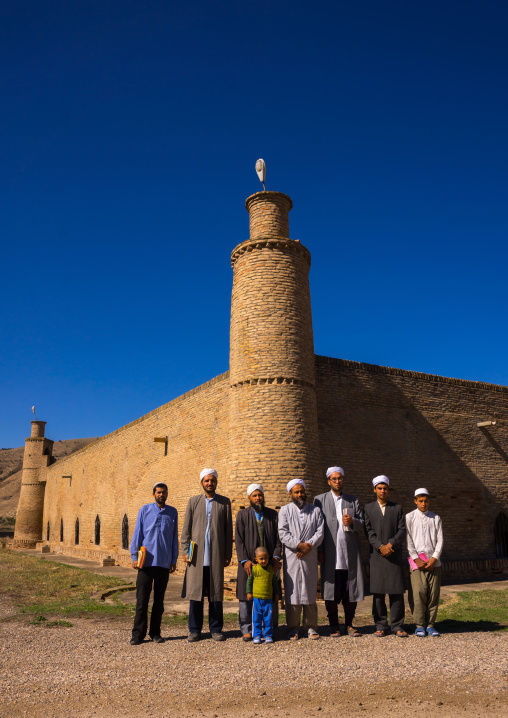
414, 627, 426, 637
426, 626, 440, 637
252, 637, 261, 644
265, 637, 274, 644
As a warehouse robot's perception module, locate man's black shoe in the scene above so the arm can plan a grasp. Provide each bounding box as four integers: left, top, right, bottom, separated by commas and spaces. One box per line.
150, 635, 164, 644
130, 638, 143, 645
187, 632, 200, 642
211, 632, 225, 641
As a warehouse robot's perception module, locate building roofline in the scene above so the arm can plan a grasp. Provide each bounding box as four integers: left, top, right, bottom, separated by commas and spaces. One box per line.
51, 371, 230, 466
315, 355, 508, 394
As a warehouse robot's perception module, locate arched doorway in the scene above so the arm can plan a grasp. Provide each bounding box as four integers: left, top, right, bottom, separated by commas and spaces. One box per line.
122, 514, 129, 550
95, 515, 101, 545
495, 512, 508, 557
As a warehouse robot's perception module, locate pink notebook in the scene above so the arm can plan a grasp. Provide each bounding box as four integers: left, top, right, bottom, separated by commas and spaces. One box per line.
408, 552, 428, 570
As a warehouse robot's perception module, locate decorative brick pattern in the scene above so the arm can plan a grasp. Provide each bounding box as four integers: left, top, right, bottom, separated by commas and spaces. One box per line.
245, 191, 292, 239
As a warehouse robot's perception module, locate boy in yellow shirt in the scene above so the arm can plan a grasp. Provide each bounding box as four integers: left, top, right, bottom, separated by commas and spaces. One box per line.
246, 547, 280, 644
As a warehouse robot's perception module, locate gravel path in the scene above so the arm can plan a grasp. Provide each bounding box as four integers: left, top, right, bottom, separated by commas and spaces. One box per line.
1, 600, 507, 718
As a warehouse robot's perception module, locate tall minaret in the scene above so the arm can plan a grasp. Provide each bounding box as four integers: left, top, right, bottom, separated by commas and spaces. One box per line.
228, 190, 321, 509
14, 420, 53, 545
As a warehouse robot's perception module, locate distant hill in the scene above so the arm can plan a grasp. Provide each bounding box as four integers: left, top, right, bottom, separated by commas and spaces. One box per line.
0, 438, 98, 519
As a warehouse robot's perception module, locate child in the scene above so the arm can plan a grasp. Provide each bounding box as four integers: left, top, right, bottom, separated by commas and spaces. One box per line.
246, 546, 280, 644
406, 488, 444, 637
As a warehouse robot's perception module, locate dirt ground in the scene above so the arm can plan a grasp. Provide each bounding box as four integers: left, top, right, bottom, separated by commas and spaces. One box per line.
2, 599, 507, 718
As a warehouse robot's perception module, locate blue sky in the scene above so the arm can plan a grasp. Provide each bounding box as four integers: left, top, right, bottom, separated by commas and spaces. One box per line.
1, 1, 507, 447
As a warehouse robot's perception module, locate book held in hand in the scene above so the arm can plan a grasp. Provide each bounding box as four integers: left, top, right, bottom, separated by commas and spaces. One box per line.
137, 546, 146, 569
408, 552, 428, 570
343, 507, 353, 532
188, 541, 196, 563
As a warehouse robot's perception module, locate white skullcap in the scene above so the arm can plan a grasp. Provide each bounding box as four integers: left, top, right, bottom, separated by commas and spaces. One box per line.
286, 479, 306, 493
372, 475, 390, 487
326, 466, 344, 478
153, 482, 168, 491
200, 468, 218, 481
415, 487, 429, 497
247, 483, 264, 497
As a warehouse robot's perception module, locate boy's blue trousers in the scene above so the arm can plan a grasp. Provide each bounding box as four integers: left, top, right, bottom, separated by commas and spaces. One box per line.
253, 597, 273, 639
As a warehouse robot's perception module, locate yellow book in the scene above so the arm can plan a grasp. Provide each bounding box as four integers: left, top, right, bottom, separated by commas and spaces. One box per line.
137, 546, 146, 568
188, 541, 196, 563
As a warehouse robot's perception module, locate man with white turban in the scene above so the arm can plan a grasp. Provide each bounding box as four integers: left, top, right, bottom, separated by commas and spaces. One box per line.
278, 479, 324, 639
181, 469, 233, 642
235, 483, 282, 640
314, 466, 364, 637
364, 475, 407, 637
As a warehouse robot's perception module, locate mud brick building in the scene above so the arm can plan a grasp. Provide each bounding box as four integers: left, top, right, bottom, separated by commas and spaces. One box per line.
13, 189, 508, 577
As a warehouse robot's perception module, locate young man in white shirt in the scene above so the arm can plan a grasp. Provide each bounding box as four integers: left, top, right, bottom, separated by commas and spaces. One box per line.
406, 488, 444, 637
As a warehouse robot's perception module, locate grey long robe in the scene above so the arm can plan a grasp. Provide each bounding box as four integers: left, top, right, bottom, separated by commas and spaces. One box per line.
235, 506, 282, 601
364, 500, 406, 595
180, 493, 233, 602
314, 491, 364, 603
278, 502, 324, 605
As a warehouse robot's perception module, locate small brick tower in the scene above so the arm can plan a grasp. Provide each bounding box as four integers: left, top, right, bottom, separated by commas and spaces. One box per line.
13, 420, 53, 546
228, 191, 321, 509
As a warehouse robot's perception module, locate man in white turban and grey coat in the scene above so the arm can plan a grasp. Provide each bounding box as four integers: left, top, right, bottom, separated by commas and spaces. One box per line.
314, 466, 364, 637
278, 479, 324, 640
235, 483, 282, 641
181, 468, 233, 642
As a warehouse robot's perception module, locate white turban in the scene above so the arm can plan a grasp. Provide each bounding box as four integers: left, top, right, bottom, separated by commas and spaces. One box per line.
152, 482, 168, 491
372, 475, 390, 487
286, 479, 306, 493
247, 483, 263, 497
200, 468, 218, 481
326, 466, 344, 478
415, 487, 429, 497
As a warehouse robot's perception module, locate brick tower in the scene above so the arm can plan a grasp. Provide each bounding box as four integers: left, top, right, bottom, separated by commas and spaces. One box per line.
228, 191, 321, 510
13, 420, 53, 546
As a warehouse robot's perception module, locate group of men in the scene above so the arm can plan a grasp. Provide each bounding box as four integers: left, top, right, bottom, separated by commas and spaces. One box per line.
129, 466, 443, 644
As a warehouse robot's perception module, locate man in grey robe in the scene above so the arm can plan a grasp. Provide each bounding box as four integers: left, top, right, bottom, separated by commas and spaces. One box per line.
235, 483, 282, 641
278, 479, 324, 640
364, 475, 408, 637
314, 466, 364, 637
181, 468, 233, 642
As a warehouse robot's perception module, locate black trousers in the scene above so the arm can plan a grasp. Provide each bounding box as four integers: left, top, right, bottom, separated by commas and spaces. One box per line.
372, 592, 405, 632
188, 566, 223, 634
324, 569, 357, 628
132, 566, 170, 641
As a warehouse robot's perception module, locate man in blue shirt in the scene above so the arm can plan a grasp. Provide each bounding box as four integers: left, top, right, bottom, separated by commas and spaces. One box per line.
130, 482, 178, 645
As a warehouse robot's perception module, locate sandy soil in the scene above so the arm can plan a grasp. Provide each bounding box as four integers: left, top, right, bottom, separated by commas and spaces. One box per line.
1, 598, 507, 718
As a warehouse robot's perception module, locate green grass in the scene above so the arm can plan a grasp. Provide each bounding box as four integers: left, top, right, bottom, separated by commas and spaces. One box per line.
435, 588, 508, 632
0, 549, 134, 620
0, 516, 16, 526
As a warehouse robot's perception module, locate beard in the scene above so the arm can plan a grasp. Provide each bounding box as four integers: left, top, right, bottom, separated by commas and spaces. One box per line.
250, 498, 264, 512
291, 496, 306, 508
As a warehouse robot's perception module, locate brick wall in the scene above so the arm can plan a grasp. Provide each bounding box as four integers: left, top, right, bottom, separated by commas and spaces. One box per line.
315, 356, 508, 561
42, 373, 230, 565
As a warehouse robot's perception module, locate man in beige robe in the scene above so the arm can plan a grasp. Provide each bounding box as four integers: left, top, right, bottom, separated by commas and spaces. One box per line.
181, 468, 233, 641
278, 479, 324, 640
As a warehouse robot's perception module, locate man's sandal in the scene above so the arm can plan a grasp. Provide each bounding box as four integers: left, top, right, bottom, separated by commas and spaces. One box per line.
395, 630, 408, 638
374, 630, 385, 637
426, 626, 441, 637
346, 626, 361, 637
414, 627, 426, 637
